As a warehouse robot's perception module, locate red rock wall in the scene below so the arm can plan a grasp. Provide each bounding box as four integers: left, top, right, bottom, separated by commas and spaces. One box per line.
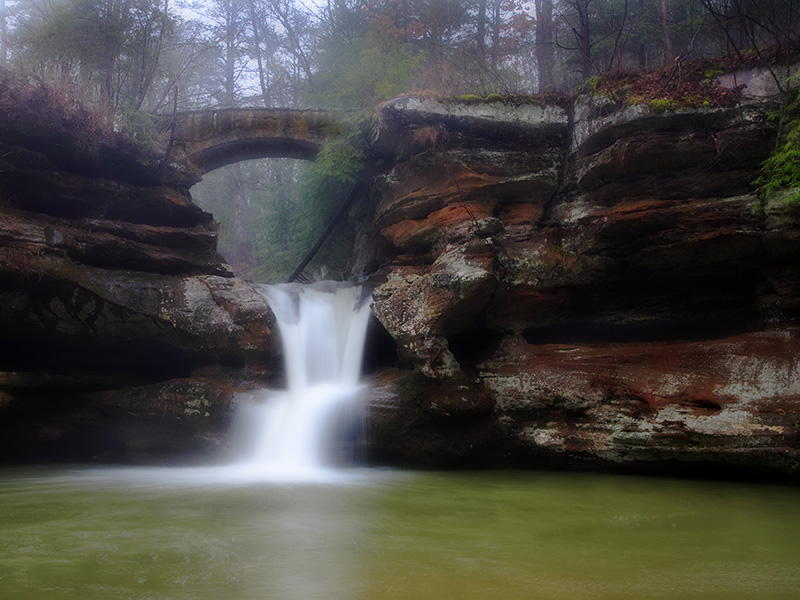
365, 95, 800, 480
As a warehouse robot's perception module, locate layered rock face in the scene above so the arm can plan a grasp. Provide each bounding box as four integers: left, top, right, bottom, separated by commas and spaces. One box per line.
1, 84, 797, 479
366, 95, 800, 480
0, 117, 275, 462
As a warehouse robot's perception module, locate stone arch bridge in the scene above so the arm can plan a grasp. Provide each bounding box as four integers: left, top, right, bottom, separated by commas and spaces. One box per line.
159, 108, 347, 174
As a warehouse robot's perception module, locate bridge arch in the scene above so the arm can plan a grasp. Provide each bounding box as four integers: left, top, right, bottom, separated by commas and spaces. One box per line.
161, 108, 345, 174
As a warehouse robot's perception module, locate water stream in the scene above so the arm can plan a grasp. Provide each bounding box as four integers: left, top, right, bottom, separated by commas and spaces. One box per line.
1, 283, 799, 598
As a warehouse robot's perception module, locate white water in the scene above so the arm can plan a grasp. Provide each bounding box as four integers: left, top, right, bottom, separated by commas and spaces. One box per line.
231, 282, 373, 481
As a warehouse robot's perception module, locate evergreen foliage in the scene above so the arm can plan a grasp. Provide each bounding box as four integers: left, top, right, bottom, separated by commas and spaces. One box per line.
313, 138, 365, 183
756, 89, 800, 213
247, 161, 360, 282
116, 107, 162, 152
311, 26, 423, 109
251, 113, 369, 281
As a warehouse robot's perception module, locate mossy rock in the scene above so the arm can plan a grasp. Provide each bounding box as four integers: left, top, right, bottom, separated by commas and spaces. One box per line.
649, 99, 672, 114
452, 94, 484, 105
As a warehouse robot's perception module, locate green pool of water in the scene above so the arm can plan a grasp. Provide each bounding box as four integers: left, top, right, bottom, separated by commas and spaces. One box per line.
0, 466, 798, 599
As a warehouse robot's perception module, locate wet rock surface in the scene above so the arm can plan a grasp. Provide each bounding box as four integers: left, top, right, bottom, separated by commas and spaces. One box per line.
0, 127, 275, 463
365, 95, 800, 480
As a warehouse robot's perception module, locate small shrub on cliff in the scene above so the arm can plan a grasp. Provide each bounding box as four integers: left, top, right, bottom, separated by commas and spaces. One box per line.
0, 69, 165, 162
755, 90, 800, 212
0, 69, 113, 150
116, 108, 163, 155
584, 75, 603, 95
314, 139, 365, 183
312, 111, 369, 183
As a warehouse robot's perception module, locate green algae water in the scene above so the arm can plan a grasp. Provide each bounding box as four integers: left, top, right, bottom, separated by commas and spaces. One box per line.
0, 467, 798, 600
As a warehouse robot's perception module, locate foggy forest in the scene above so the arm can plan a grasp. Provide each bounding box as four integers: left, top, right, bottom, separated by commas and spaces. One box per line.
1, 0, 798, 280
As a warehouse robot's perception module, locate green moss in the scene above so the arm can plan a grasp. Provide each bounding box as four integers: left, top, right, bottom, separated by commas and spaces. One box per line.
453, 94, 483, 104
446, 93, 547, 108
649, 98, 672, 114
755, 90, 800, 213
784, 190, 800, 214
703, 68, 724, 84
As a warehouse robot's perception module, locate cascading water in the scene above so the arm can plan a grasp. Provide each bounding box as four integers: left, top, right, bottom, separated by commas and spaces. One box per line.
231, 282, 373, 480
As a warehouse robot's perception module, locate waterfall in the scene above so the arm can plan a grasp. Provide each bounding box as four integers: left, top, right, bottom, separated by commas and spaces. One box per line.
231, 282, 372, 480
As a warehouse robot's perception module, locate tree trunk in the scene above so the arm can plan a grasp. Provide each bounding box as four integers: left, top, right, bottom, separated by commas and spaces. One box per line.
223, 0, 238, 108
269, 0, 314, 88
477, 0, 487, 60
576, 0, 592, 77
247, 0, 273, 107
736, 0, 753, 49
133, 0, 171, 110
491, 0, 501, 70
535, 0, 555, 91
660, 0, 674, 64
1, 0, 7, 66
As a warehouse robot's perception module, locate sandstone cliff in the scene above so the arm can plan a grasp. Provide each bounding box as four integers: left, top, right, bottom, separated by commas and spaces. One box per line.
0, 97, 275, 462
365, 93, 800, 480
1, 74, 798, 480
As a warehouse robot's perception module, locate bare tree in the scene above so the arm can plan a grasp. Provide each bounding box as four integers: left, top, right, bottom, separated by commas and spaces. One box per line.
1, 0, 8, 65
660, 0, 674, 63
535, 0, 556, 90
559, 0, 593, 78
